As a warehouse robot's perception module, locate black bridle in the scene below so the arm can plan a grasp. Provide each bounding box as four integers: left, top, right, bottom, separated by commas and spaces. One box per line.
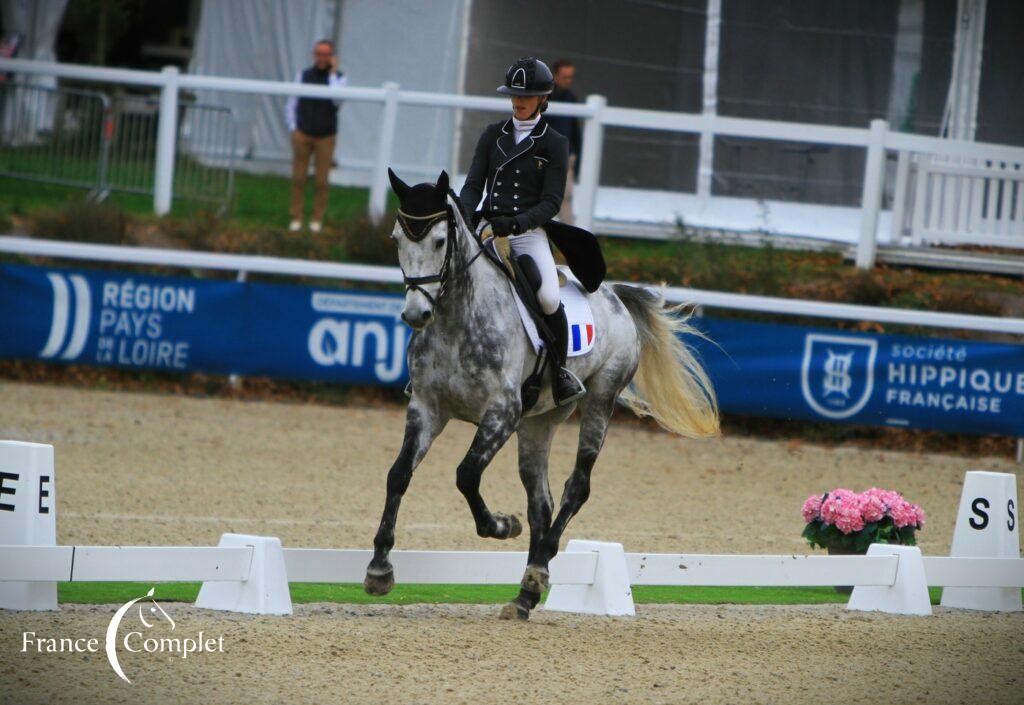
396, 201, 484, 307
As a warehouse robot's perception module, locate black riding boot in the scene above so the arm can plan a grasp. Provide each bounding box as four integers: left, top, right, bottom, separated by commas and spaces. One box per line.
543, 304, 586, 407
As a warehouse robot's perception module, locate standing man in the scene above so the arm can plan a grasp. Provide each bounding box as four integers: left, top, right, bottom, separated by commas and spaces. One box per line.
286, 39, 347, 233
546, 59, 581, 224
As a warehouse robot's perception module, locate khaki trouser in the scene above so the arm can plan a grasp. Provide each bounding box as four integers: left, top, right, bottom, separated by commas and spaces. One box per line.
290, 130, 336, 222
558, 154, 576, 225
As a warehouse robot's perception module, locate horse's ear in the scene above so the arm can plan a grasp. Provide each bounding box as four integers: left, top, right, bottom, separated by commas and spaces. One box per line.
388, 168, 410, 200
435, 170, 449, 195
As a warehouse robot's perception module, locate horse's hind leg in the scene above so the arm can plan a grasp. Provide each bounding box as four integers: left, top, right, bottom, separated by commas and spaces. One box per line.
500, 407, 572, 621
364, 402, 445, 596
456, 395, 523, 540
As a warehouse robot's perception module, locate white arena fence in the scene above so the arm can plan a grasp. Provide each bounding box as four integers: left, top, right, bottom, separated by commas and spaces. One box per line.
1, 442, 1021, 617
4, 544, 1023, 590
2, 58, 1024, 269
2, 539, 1023, 618
1, 235, 1020, 336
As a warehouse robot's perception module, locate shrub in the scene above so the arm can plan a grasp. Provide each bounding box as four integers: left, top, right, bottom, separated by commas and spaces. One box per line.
337, 215, 398, 266
31, 198, 127, 244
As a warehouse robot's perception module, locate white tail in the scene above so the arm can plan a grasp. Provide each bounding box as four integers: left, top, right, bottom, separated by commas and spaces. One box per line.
614, 285, 720, 438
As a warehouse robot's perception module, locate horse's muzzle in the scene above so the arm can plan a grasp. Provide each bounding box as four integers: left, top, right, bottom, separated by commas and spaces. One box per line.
401, 307, 433, 329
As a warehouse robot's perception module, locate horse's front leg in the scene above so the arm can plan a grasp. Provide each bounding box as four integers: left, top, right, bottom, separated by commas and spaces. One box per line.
456, 394, 523, 540
364, 402, 446, 596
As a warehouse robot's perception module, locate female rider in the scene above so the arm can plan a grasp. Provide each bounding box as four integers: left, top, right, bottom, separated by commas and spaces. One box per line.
459, 57, 585, 407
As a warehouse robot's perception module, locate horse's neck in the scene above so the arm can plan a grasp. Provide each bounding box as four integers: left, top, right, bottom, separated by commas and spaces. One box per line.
435, 221, 512, 332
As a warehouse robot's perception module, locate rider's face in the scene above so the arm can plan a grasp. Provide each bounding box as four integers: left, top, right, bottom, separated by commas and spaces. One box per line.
511, 95, 542, 120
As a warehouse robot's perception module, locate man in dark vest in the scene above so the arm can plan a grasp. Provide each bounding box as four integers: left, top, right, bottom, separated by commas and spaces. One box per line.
286, 39, 347, 233
546, 59, 581, 224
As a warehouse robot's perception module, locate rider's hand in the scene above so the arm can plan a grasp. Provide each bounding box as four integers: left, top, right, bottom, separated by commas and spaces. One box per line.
489, 216, 518, 237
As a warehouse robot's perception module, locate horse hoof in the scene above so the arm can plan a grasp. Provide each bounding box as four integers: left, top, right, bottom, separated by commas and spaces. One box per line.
521, 565, 550, 594
499, 601, 530, 621
493, 513, 522, 539
363, 568, 395, 596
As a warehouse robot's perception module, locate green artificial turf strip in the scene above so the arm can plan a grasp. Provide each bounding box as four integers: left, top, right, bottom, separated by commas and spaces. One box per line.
57, 582, 984, 607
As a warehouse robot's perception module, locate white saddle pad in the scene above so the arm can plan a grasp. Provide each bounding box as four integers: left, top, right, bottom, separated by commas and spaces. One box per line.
509, 266, 596, 357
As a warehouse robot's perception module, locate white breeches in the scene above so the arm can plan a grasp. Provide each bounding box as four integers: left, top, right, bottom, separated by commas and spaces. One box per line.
507, 228, 560, 315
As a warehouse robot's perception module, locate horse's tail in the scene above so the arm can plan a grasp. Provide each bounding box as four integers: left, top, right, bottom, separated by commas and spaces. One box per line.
613, 284, 720, 439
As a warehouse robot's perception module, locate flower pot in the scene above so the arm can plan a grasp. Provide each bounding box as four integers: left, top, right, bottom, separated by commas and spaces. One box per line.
827, 545, 865, 595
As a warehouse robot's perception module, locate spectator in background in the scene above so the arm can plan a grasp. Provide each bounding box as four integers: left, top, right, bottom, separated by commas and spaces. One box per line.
286, 39, 347, 233
546, 59, 581, 224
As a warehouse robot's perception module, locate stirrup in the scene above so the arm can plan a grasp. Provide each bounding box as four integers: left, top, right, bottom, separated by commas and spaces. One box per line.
553, 367, 586, 407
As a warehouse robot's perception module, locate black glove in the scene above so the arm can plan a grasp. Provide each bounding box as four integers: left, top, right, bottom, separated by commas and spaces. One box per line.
488, 216, 518, 237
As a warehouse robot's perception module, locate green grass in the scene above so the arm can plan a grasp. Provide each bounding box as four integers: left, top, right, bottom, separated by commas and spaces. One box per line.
57, 582, 999, 607
0, 170, 371, 228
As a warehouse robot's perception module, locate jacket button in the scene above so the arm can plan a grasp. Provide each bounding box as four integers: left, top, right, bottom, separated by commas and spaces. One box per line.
493, 192, 499, 196
513, 206, 518, 211
514, 195, 519, 199
515, 169, 520, 174
514, 182, 519, 187
496, 182, 502, 186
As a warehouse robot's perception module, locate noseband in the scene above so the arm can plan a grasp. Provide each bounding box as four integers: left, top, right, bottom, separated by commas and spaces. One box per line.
396, 204, 483, 307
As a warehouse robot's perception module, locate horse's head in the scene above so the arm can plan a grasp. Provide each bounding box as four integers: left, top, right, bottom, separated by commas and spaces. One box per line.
388, 168, 458, 329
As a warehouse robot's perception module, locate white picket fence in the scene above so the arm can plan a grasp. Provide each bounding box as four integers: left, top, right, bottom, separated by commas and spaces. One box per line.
3, 58, 1024, 268
890, 153, 1024, 249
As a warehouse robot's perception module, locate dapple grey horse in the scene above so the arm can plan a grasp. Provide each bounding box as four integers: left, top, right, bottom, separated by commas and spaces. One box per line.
364, 170, 719, 620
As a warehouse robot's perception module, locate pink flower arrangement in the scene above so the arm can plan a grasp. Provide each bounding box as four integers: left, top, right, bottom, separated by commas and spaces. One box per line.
801, 487, 925, 551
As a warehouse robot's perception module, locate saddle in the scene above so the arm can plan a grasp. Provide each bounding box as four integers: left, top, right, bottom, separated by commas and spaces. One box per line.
483, 233, 559, 337
480, 232, 596, 359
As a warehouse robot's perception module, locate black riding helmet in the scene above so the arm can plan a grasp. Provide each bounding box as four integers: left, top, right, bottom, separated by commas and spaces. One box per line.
496, 57, 554, 96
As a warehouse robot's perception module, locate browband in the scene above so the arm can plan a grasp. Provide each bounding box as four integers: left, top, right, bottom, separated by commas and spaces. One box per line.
396, 208, 447, 242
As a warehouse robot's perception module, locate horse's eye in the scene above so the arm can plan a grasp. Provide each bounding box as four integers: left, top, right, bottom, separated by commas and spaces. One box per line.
434, 238, 445, 250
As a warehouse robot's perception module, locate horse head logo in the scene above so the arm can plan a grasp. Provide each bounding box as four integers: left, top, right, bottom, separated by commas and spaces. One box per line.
105, 587, 174, 684
800, 334, 877, 420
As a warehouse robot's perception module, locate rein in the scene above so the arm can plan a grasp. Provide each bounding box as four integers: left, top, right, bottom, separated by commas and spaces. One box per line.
396, 202, 484, 306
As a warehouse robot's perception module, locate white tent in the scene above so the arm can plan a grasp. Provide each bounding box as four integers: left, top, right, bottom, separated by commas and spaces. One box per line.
187, 0, 467, 186
1, 0, 68, 141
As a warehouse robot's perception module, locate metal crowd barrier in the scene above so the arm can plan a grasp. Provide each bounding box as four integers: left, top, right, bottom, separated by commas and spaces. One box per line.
0, 81, 237, 214
0, 82, 110, 195
104, 93, 237, 213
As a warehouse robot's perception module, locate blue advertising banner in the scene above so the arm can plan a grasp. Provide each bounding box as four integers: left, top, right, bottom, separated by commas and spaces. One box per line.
1, 263, 1022, 436
0, 263, 409, 386
691, 318, 1024, 437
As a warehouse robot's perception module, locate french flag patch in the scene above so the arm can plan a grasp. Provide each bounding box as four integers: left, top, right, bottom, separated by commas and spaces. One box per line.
570, 323, 594, 353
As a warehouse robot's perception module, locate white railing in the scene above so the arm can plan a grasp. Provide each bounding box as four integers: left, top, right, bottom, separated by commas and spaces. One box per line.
5, 544, 1023, 589
4, 59, 1024, 267
890, 154, 1024, 249
2, 234, 1021, 335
